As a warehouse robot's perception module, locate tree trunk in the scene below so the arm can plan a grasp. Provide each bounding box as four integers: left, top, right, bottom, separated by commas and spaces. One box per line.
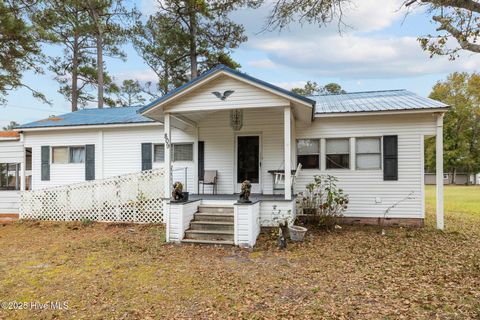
96, 32, 104, 108
71, 33, 79, 112
452, 168, 456, 184
188, 1, 198, 79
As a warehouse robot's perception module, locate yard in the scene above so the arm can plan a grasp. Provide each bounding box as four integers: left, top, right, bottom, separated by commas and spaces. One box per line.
0, 186, 479, 319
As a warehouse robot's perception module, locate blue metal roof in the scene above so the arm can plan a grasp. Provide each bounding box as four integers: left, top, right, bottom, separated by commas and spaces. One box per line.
17, 106, 154, 129
137, 64, 316, 114
311, 89, 449, 114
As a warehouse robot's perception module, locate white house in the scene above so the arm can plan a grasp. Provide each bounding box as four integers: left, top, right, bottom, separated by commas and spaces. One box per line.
14, 65, 449, 246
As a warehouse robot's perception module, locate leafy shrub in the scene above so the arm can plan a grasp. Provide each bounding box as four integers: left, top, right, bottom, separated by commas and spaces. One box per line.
297, 175, 349, 229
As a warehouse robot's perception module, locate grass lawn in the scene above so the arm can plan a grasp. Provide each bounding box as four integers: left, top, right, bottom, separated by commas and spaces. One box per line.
0, 186, 479, 319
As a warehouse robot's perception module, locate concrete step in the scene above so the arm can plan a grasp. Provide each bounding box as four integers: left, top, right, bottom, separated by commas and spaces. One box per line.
194, 212, 234, 222
181, 239, 235, 246
198, 205, 234, 214
189, 221, 234, 232
184, 229, 234, 241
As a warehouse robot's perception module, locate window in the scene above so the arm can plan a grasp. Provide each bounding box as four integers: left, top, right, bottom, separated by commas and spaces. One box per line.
356, 137, 381, 169
154, 144, 193, 162
52, 146, 85, 164
0, 163, 20, 190
326, 138, 350, 169
173, 144, 193, 161
154, 144, 165, 162
297, 139, 319, 169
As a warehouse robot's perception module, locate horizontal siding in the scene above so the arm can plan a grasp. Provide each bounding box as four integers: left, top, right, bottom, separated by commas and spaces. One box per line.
294, 114, 436, 219
260, 200, 295, 227
198, 108, 284, 194
0, 140, 23, 163
166, 75, 289, 112
0, 191, 20, 213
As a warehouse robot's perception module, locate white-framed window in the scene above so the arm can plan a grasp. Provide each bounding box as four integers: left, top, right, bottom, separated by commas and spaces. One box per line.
356, 137, 381, 170
0, 163, 20, 191
153, 143, 193, 162
153, 144, 165, 162
297, 139, 320, 169
173, 143, 193, 161
326, 138, 350, 169
52, 146, 85, 164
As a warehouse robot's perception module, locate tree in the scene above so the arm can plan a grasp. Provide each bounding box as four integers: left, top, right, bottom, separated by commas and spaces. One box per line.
133, 0, 258, 91
262, 0, 480, 57
2, 121, 19, 131
0, 1, 48, 105
292, 81, 345, 95
31, 0, 97, 111
114, 79, 146, 107
425, 72, 480, 184
83, 0, 139, 108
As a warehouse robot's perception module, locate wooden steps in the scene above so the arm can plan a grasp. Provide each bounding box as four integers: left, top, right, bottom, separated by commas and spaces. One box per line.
182, 205, 235, 245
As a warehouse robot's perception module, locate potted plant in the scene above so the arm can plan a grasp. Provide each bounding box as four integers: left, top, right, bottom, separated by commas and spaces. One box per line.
271, 208, 308, 243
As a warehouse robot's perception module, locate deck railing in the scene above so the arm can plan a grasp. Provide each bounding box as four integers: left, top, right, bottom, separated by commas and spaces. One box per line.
20, 169, 166, 223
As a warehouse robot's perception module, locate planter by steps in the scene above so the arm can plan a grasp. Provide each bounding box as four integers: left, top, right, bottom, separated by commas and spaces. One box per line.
288, 225, 308, 242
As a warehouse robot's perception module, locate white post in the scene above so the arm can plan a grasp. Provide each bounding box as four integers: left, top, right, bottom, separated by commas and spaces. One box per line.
436, 113, 444, 230
194, 126, 199, 194
20, 133, 26, 191
350, 137, 355, 171
164, 113, 172, 200
284, 106, 292, 200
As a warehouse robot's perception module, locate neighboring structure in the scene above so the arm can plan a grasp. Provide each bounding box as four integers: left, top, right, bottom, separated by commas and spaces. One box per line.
0, 131, 30, 215
425, 172, 480, 185
16, 65, 449, 245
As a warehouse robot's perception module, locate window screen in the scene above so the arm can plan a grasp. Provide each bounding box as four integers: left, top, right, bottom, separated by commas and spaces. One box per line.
52, 147, 68, 164
69, 147, 85, 163
154, 144, 165, 162
297, 139, 319, 169
326, 138, 350, 169
356, 137, 381, 169
173, 144, 193, 161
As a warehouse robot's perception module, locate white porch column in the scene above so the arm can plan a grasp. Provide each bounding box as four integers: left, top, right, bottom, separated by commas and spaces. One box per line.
164, 113, 172, 199
194, 126, 199, 194
436, 113, 444, 230
20, 133, 26, 191
284, 106, 292, 200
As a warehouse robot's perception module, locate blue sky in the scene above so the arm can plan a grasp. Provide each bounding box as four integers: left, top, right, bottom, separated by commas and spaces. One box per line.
2, 0, 479, 128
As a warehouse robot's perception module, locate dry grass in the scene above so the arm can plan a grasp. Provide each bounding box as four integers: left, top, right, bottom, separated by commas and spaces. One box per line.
0, 186, 479, 319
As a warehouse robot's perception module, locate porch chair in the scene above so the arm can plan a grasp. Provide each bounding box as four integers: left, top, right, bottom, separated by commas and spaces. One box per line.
273, 163, 302, 192
199, 170, 218, 194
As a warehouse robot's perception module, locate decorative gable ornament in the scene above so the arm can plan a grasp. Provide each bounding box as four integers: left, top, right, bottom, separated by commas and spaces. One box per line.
212, 90, 235, 101
230, 109, 243, 131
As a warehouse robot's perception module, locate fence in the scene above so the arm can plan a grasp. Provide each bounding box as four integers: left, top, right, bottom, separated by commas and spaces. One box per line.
20, 169, 166, 223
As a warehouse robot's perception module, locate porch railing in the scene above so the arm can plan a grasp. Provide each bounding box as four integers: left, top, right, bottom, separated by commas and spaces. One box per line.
20, 169, 166, 223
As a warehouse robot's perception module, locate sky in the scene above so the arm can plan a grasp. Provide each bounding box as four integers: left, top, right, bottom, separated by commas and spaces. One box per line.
2, 0, 480, 129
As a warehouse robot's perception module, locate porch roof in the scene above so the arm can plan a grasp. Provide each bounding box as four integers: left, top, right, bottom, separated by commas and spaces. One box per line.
137, 64, 316, 115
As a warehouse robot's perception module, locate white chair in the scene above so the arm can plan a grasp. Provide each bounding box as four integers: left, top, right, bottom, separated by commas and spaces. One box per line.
273, 163, 302, 192
199, 170, 218, 194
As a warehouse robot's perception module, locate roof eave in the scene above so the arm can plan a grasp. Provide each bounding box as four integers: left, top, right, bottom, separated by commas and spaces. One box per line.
314, 107, 450, 118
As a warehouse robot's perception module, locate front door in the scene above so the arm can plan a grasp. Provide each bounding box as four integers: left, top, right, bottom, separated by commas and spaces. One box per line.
236, 135, 261, 193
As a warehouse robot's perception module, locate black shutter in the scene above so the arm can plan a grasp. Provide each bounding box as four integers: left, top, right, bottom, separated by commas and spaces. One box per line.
141, 143, 152, 171
198, 141, 205, 180
41, 146, 50, 181
383, 135, 398, 181
85, 144, 95, 181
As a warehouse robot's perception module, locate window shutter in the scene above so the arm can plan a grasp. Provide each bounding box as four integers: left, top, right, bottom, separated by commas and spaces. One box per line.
198, 141, 204, 180
383, 135, 398, 180
141, 143, 152, 171
41, 146, 50, 181
85, 144, 95, 181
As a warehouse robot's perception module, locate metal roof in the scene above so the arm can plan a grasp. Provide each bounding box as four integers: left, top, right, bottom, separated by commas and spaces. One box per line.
17, 106, 154, 129
137, 64, 316, 114
310, 89, 449, 114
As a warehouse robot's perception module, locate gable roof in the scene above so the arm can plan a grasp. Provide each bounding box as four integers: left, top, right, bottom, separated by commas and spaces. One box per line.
311, 89, 449, 114
138, 64, 316, 114
17, 106, 154, 129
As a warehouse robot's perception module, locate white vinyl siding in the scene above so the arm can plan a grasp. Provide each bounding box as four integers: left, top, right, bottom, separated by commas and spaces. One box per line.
0, 139, 23, 213
295, 113, 437, 219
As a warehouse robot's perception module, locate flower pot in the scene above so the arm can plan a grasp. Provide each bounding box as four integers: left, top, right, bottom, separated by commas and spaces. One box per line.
288, 225, 308, 242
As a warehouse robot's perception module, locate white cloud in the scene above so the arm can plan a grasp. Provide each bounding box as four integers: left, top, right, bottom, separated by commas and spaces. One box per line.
115, 69, 158, 83
249, 34, 480, 79
273, 81, 308, 90
248, 59, 276, 68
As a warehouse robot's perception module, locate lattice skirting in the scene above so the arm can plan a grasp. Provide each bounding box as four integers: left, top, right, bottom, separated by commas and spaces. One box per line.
20, 169, 166, 224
